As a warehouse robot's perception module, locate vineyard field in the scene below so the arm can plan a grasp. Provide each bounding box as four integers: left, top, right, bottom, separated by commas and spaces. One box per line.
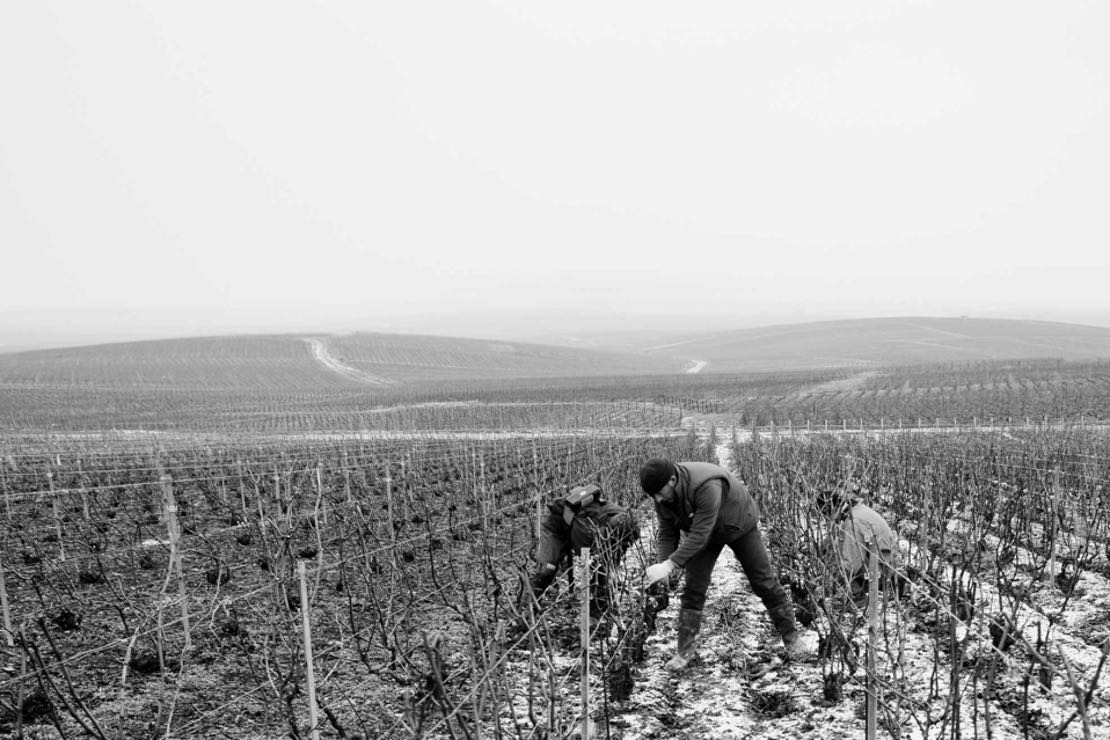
2, 425, 1110, 738
5, 356, 1110, 433
3, 331, 1110, 738
0, 433, 708, 739
636, 317, 1110, 372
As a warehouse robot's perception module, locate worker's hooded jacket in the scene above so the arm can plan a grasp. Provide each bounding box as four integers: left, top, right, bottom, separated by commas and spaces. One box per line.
828, 501, 896, 577
543, 497, 640, 562
654, 462, 760, 568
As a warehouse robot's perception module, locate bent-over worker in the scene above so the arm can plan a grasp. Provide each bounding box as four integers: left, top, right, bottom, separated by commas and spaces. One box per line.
640, 458, 814, 669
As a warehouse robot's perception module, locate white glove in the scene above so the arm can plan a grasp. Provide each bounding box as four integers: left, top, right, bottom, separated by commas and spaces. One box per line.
645, 560, 677, 587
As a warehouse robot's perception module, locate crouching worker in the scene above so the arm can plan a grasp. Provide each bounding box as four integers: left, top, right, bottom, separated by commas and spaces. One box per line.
640, 458, 814, 670
817, 487, 897, 607
523, 484, 640, 628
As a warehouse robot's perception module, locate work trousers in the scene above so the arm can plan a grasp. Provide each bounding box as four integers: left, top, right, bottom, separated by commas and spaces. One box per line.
843, 554, 899, 608
680, 525, 790, 615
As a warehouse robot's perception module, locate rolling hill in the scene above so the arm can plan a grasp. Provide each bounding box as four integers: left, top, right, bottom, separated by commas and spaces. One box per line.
3, 318, 1110, 432
3, 318, 1110, 391
0, 332, 687, 392
631, 317, 1110, 372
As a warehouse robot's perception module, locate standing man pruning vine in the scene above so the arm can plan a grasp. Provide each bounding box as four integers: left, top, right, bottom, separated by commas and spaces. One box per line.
640, 457, 814, 670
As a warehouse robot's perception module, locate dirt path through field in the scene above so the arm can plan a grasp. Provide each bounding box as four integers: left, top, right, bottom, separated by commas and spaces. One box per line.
303, 337, 394, 386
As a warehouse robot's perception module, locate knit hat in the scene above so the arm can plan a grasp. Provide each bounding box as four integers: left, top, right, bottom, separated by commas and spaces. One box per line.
639, 458, 676, 496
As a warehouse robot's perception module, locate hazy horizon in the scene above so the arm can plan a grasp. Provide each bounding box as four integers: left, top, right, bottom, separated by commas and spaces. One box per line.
3, 2, 1107, 353
4, 306, 1110, 355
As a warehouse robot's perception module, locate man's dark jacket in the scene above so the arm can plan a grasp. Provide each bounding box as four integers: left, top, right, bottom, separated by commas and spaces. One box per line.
655, 462, 760, 567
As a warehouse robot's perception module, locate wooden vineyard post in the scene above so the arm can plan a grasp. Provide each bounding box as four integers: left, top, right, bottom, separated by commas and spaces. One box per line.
47, 471, 65, 562
479, 451, 489, 533
314, 462, 327, 528
298, 561, 321, 740
257, 477, 268, 539
1, 459, 10, 523
1, 461, 10, 524
271, 472, 282, 532
1046, 468, 1061, 583
0, 547, 13, 647
400, 456, 409, 526
578, 547, 592, 739
342, 449, 352, 504
535, 495, 543, 551
865, 548, 880, 740
160, 475, 191, 651
236, 459, 249, 522
77, 457, 90, 521
385, 471, 397, 567
533, 441, 542, 545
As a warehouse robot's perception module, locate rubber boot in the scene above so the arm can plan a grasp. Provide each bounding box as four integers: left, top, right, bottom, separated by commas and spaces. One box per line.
769, 602, 814, 659
665, 608, 702, 671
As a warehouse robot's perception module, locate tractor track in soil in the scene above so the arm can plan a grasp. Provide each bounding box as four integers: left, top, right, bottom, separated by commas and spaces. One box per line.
303, 337, 394, 386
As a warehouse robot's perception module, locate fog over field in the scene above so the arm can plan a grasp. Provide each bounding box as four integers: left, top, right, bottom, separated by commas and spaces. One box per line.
2, 2, 1108, 353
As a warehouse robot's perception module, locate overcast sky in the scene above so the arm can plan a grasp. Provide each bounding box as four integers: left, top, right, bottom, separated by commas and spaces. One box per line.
2, 1, 1108, 348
